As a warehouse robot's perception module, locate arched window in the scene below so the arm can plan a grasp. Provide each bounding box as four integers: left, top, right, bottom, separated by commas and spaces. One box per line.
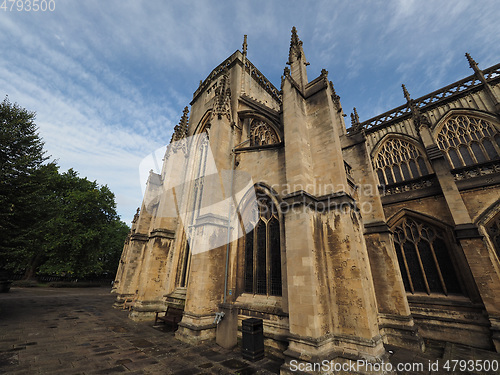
249, 119, 279, 147
180, 122, 211, 288
374, 138, 431, 185
436, 114, 500, 169
392, 216, 462, 296
486, 212, 500, 259
244, 192, 282, 296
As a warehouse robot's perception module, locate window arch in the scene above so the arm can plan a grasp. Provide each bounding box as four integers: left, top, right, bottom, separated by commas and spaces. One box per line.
374, 138, 431, 185
436, 114, 500, 169
249, 119, 279, 147
244, 191, 282, 296
485, 212, 500, 259
179, 120, 211, 288
392, 216, 462, 296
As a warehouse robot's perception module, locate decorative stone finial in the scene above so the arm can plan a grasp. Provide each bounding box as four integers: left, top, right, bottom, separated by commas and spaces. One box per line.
402, 84, 411, 102
402, 84, 430, 129
171, 106, 190, 144
465, 52, 479, 71
132, 207, 140, 223
288, 26, 303, 65
291, 26, 300, 47
213, 69, 232, 121
329, 81, 341, 110
349, 107, 362, 133
242, 35, 248, 56
351, 108, 359, 126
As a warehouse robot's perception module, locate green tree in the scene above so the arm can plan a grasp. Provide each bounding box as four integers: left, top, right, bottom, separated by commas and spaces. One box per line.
39, 169, 130, 278
0, 97, 54, 276
0, 97, 129, 279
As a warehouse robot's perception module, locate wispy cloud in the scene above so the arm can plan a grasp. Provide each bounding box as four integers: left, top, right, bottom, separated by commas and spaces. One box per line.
2, 0, 499, 222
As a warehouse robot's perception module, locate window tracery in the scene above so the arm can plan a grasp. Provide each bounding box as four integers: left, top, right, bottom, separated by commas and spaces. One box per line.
374, 138, 431, 185
249, 119, 279, 147
244, 192, 282, 296
436, 114, 500, 169
392, 216, 462, 296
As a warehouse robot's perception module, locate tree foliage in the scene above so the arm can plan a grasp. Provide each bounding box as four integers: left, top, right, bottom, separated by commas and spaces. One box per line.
0, 97, 129, 279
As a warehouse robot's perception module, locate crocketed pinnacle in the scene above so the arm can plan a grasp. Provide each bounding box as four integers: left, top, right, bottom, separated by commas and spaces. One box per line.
288, 26, 303, 65
171, 106, 189, 143
242, 35, 248, 56
465, 52, 479, 71
402, 84, 411, 102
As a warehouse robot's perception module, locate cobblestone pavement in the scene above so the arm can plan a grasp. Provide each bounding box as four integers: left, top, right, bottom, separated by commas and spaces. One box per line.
2, 287, 500, 375
0, 288, 282, 374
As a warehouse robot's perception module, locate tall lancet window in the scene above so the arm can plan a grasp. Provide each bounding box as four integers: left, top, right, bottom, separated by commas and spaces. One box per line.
180, 123, 210, 288
374, 138, 431, 185
244, 192, 282, 296
191, 128, 210, 217
436, 114, 500, 168
392, 216, 462, 296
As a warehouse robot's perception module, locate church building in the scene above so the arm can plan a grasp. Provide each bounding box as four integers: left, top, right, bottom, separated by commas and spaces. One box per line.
113, 28, 500, 373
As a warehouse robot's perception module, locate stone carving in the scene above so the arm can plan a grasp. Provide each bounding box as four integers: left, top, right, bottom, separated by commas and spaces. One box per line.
249, 119, 279, 146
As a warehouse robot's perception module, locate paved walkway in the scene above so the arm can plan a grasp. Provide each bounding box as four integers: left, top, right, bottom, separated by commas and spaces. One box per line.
0, 287, 282, 374
2, 287, 500, 374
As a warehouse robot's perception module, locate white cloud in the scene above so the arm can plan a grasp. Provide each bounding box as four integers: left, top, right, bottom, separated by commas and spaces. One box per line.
1, 0, 500, 222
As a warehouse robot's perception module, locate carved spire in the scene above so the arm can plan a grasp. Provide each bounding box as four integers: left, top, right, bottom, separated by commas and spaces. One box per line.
171, 106, 189, 144
465, 52, 500, 115
286, 26, 309, 90
349, 107, 363, 133
465, 52, 479, 71
329, 81, 341, 111
402, 84, 430, 129
242, 35, 248, 56
402, 84, 411, 102
288, 26, 306, 65
351, 108, 359, 126
213, 69, 232, 121
132, 207, 140, 223
289, 27, 300, 58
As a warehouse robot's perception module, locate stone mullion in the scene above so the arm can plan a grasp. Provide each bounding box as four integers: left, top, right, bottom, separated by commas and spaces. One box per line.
265, 219, 271, 296
413, 239, 431, 295
252, 221, 258, 294
428, 238, 449, 295
399, 240, 415, 294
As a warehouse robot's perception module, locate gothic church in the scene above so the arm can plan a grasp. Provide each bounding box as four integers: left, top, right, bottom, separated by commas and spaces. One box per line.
113, 28, 500, 372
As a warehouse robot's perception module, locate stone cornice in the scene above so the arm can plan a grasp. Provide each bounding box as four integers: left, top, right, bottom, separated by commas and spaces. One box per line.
282, 190, 358, 212
149, 228, 175, 239
192, 213, 229, 228
238, 95, 281, 122
454, 223, 482, 239
363, 221, 392, 235
130, 233, 149, 242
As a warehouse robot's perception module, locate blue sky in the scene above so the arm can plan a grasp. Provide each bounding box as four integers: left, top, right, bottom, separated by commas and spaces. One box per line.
2, 0, 499, 224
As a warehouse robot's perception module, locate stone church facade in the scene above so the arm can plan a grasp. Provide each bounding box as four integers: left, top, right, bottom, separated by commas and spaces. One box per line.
113, 28, 500, 372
